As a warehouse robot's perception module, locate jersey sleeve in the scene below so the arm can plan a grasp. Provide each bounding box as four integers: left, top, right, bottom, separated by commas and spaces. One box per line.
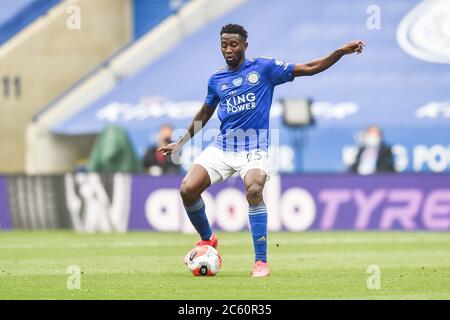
204, 77, 220, 108
267, 58, 295, 86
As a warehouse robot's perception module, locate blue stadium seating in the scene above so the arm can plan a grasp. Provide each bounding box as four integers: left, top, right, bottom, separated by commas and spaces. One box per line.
0, 0, 189, 45
133, 0, 189, 40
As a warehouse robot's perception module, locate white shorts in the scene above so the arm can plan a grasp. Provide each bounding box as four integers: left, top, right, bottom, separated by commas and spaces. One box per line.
194, 146, 270, 185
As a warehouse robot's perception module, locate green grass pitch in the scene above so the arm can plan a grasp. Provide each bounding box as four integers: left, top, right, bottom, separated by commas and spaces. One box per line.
0, 231, 449, 299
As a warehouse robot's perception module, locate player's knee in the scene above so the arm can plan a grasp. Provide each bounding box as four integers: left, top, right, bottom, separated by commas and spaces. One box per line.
246, 184, 263, 203
180, 181, 199, 203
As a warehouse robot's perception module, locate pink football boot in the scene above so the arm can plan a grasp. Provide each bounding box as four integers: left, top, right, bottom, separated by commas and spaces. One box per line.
184, 233, 218, 265
250, 261, 270, 277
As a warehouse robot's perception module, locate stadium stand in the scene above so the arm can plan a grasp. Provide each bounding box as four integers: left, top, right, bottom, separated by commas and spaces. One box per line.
27, 0, 247, 174
32, 0, 450, 174
0, 0, 134, 173
1, 0, 195, 173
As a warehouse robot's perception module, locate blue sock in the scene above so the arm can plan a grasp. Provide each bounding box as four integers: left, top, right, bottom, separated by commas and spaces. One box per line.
249, 205, 268, 262
185, 197, 212, 241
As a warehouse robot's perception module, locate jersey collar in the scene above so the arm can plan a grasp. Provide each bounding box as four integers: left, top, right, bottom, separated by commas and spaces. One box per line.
226, 58, 249, 73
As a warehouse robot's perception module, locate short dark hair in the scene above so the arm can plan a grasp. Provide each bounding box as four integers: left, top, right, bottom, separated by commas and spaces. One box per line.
220, 24, 248, 41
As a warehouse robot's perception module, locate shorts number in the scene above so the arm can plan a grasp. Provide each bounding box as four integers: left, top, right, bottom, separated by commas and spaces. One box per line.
247, 150, 262, 162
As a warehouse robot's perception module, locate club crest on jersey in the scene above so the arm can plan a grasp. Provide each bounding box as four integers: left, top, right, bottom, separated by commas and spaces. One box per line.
246, 71, 260, 85
221, 84, 228, 91
232, 77, 243, 87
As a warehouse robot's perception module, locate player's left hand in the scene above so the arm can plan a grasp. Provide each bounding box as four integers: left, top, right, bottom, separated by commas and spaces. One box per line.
340, 40, 366, 55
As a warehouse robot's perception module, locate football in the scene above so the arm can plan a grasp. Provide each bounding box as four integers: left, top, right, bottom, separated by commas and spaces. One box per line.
187, 245, 222, 276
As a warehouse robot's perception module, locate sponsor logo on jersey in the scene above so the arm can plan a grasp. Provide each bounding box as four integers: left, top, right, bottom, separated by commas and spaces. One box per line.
246, 71, 260, 85
225, 92, 257, 114
221, 84, 228, 91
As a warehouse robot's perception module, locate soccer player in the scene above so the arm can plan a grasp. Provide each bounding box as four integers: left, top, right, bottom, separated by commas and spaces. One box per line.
158, 24, 365, 277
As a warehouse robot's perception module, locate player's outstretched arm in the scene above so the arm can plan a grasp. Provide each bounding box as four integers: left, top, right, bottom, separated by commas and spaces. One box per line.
157, 103, 216, 157
293, 40, 365, 77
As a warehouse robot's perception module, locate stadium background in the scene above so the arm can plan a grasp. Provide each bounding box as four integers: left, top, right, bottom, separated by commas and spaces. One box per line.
0, 0, 449, 300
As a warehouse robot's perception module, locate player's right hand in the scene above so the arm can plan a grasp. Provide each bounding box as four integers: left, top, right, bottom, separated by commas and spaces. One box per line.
157, 142, 180, 158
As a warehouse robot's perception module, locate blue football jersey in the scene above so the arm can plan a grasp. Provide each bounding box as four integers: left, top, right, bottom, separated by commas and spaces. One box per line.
204, 57, 295, 152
